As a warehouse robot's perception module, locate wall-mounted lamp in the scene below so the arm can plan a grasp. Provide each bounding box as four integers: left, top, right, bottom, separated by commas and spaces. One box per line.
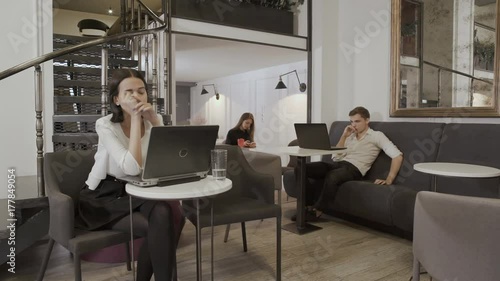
108, 7, 113, 14
201, 84, 220, 100
275, 70, 307, 92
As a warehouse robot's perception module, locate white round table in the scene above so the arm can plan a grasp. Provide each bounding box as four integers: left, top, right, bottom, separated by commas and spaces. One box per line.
126, 176, 232, 281
414, 162, 500, 192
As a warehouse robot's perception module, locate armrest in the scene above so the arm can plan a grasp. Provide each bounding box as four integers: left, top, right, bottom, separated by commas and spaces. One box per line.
47, 189, 74, 247
242, 166, 275, 204
242, 150, 282, 191
282, 169, 297, 198
414, 191, 500, 275
229, 157, 275, 204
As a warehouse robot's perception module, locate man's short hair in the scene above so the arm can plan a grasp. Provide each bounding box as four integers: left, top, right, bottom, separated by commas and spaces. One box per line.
349, 106, 370, 119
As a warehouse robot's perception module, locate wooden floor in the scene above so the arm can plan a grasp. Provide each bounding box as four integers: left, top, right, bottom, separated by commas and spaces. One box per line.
0, 195, 432, 281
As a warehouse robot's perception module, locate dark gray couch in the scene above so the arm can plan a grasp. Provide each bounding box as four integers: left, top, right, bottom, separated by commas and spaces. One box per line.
283, 121, 500, 238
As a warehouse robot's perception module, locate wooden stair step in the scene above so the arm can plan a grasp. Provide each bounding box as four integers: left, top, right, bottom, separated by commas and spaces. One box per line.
54, 79, 102, 89
53, 42, 132, 58
52, 133, 99, 144
53, 114, 101, 123
54, 96, 102, 103
54, 54, 138, 67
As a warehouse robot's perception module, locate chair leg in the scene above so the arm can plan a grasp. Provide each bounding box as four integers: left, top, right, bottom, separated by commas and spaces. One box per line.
224, 224, 231, 243
241, 222, 248, 252
74, 254, 82, 281
125, 241, 132, 271
36, 238, 55, 281
276, 215, 281, 281
412, 257, 420, 281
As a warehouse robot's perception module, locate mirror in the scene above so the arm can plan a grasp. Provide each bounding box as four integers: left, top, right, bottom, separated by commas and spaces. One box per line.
391, 0, 500, 117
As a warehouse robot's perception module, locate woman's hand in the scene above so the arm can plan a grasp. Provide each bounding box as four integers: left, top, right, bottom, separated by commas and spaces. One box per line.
244, 141, 257, 148
120, 92, 139, 115
134, 102, 157, 123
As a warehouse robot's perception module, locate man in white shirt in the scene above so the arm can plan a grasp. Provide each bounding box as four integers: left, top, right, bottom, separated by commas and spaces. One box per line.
298, 106, 403, 220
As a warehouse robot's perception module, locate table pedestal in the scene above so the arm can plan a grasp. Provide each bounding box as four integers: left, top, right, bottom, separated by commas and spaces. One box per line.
282, 156, 322, 235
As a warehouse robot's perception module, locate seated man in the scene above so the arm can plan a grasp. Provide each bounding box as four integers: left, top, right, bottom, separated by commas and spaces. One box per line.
294, 106, 403, 221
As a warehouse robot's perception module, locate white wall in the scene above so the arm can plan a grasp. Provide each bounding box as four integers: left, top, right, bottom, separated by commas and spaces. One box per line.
2, 0, 500, 200
332, 0, 500, 124
190, 61, 308, 162
0, 1, 53, 199
53, 9, 118, 36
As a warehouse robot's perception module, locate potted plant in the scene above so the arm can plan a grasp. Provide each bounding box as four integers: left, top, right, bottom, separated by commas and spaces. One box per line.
171, 0, 305, 34
474, 40, 495, 71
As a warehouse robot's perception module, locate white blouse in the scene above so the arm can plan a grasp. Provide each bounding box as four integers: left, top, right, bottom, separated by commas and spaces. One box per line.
85, 114, 161, 190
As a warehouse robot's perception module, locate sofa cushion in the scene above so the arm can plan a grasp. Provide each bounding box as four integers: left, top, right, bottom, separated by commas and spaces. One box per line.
434, 123, 500, 198
327, 121, 445, 192
331, 180, 396, 226
390, 186, 418, 233
367, 122, 445, 192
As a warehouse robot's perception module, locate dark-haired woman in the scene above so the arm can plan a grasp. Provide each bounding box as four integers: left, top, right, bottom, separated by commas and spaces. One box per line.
77, 69, 181, 281
225, 112, 257, 148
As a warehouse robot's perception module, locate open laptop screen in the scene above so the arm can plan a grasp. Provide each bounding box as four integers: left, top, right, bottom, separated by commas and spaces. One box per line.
142, 125, 219, 181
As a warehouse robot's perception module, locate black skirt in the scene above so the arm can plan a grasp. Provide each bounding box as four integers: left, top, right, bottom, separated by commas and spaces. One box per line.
76, 175, 148, 231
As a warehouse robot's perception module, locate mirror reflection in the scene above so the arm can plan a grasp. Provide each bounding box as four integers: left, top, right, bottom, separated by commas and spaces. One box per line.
392, 0, 499, 116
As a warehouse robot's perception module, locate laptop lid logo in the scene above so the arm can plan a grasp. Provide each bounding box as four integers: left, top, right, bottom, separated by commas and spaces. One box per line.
179, 148, 188, 158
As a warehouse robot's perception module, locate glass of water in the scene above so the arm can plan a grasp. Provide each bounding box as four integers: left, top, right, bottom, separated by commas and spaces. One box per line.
211, 149, 227, 180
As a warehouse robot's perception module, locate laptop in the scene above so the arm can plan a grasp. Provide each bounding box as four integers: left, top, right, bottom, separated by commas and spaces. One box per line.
294, 123, 346, 150
118, 125, 219, 187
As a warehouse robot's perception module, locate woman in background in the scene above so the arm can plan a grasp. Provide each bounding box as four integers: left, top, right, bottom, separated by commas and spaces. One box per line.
77, 69, 182, 281
225, 112, 257, 148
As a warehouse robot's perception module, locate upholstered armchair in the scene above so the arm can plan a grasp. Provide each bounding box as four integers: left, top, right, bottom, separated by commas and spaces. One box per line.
412, 191, 500, 281
183, 144, 282, 280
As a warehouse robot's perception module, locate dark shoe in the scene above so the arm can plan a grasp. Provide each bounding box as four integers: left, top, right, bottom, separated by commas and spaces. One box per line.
291, 210, 321, 222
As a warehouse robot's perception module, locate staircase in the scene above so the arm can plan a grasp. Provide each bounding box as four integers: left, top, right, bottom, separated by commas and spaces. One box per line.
52, 34, 139, 151
1, 34, 165, 265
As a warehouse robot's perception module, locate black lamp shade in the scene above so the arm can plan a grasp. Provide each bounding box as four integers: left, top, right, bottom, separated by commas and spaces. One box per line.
275, 80, 287, 90
201, 88, 209, 95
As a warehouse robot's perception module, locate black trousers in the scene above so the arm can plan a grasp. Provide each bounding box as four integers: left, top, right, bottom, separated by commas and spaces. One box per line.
301, 161, 362, 211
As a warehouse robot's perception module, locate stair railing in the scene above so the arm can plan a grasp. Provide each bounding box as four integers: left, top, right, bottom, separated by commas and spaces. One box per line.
423, 60, 493, 107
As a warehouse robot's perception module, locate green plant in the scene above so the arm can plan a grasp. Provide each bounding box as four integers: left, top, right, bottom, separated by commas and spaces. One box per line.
474, 41, 495, 64
401, 21, 417, 37
229, 0, 305, 11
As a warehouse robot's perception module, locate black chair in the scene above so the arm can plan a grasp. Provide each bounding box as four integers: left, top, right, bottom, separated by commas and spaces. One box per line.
184, 144, 282, 280
281, 139, 299, 175
37, 150, 133, 281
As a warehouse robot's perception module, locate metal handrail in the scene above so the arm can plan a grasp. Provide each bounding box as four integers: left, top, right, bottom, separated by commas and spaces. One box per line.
423, 60, 493, 85
137, 0, 165, 25
0, 24, 166, 81
475, 21, 495, 33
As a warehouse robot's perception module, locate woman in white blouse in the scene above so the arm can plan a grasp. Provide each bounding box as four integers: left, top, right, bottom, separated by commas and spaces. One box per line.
77, 69, 180, 281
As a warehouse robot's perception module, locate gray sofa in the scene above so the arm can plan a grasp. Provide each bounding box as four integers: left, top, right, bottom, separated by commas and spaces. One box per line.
283, 121, 500, 238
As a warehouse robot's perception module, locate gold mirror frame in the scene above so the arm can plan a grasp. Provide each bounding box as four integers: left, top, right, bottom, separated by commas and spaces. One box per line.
390, 0, 500, 117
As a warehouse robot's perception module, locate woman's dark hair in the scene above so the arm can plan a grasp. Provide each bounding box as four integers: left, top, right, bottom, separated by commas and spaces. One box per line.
232, 112, 255, 141
349, 106, 370, 119
109, 69, 148, 123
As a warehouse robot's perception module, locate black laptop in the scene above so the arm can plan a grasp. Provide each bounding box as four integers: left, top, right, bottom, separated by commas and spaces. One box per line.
118, 125, 219, 187
294, 123, 346, 150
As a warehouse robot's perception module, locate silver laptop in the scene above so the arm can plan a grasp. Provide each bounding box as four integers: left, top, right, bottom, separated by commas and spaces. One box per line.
119, 125, 219, 187
294, 123, 346, 150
